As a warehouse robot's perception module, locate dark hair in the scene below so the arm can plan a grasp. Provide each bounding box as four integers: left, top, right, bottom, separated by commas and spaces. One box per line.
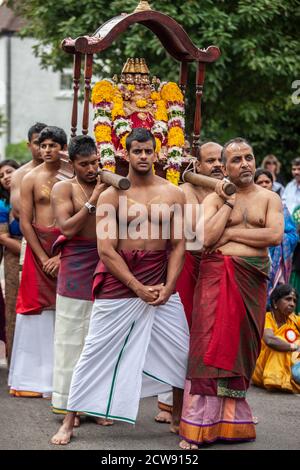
38, 126, 67, 148
270, 284, 297, 310
125, 128, 155, 152
0, 159, 20, 204
221, 137, 253, 163
291, 157, 300, 167
254, 168, 274, 184
27, 122, 47, 142
68, 135, 97, 162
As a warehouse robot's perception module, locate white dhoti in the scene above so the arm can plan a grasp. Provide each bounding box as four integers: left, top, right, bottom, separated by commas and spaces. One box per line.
8, 309, 55, 397
67, 293, 189, 424
52, 295, 92, 412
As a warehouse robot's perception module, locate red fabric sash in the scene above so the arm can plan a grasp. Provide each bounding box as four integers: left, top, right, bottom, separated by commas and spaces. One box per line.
175, 251, 201, 329
16, 224, 60, 315
188, 253, 269, 384
53, 235, 98, 301
93, 250, 169, 299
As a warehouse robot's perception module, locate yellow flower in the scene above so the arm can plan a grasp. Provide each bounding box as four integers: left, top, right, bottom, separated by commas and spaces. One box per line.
111, 95, 125, 120
94, 124, 112, 143
92, 80, 115, 104
136, 99, 148, 108
152, 163, 156, 175
127, 84, 135, 92
155, 137, 162, 153
168, 127, 184, 147
166, 168, 180, 186
103, 164, 116, 173
155, 100, 168, 122
160, 82, 183, 103
151, 91, 161, 101
120, 132, 129, 150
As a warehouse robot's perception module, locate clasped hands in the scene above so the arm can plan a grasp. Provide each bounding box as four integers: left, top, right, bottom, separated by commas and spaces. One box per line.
135, 283, 173, 306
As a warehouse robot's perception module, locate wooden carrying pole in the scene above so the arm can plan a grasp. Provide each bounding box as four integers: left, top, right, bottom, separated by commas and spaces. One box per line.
98, 169, 131, 190
183, 172, 236, 196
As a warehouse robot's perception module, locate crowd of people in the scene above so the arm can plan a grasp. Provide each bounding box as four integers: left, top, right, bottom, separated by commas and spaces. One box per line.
0, 122, 299, 449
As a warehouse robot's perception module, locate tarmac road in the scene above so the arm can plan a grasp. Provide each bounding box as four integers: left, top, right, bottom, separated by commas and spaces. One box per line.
0, 367, 299, 451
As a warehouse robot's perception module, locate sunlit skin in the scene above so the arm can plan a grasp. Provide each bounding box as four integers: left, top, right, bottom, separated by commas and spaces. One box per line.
292, 165, 300, 184
255, 174, 273, 191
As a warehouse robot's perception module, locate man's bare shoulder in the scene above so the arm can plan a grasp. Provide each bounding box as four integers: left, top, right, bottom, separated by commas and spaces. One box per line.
98, 185, 119, 203
23, 162, 46, 179
254, 184, 282, 204
180, 182, 195, 194
52, 179, 74, 195
11, 161, 34, 184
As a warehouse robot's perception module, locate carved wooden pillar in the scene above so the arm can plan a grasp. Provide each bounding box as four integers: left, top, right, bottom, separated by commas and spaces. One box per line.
179, 61, 188, 96
82, 53, 93, 135
71, 52, 82, 138
192, 61, 206, 157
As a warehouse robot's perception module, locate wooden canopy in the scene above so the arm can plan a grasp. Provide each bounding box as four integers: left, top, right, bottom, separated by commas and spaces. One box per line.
61, 1, 221, 154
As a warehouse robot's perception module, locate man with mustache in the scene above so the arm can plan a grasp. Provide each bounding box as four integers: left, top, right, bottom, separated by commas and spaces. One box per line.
155, 142, 224, 424
179, 137, 284, 449
50, 135, 110, 436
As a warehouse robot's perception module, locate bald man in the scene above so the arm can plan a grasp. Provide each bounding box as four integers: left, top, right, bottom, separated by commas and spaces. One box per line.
155, 142, 224, 424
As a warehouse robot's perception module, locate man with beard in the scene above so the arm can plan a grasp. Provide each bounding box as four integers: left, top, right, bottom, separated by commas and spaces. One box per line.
51, 128, 189, 445
155, 142, 224, 424
179, 137, 284, 449
50, 135, 111, 435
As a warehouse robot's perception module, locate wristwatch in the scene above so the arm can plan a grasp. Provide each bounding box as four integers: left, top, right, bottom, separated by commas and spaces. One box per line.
84, 202, 96, 214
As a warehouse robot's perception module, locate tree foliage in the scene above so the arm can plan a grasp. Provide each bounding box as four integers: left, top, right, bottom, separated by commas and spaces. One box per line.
8, 0, 300, 173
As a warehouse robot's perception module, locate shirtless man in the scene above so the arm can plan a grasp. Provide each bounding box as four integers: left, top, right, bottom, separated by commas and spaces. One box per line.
155, 141, 224, 424
179, 137, 284, 449
8, 126, 67, 398
10, 122, 47, 219
50, 135, 111, 428
51, 127, 189, 445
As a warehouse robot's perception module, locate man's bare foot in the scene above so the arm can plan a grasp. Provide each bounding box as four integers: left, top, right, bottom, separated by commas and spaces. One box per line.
95, 417, 114, 426
51, 423, 73, 445
253, 416, 259, 424
155, 411, 172, 424
74, 415, 81, 428
179, 440, 198, 450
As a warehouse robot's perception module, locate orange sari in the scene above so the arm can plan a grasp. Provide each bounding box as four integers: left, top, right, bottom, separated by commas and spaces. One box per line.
252, 312, 300, 393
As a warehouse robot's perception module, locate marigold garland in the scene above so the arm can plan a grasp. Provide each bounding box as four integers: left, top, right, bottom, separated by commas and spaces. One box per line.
92, 78, 186, 183
136, 99, 148, 108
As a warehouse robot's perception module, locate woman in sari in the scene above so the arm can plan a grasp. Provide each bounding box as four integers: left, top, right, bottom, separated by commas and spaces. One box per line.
254, 169, 298, 303
0, 160, 22, 363
252, 284, 300, 393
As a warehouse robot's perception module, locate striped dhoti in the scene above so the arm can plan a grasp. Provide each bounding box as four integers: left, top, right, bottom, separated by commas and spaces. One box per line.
67, 293, 189, 424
